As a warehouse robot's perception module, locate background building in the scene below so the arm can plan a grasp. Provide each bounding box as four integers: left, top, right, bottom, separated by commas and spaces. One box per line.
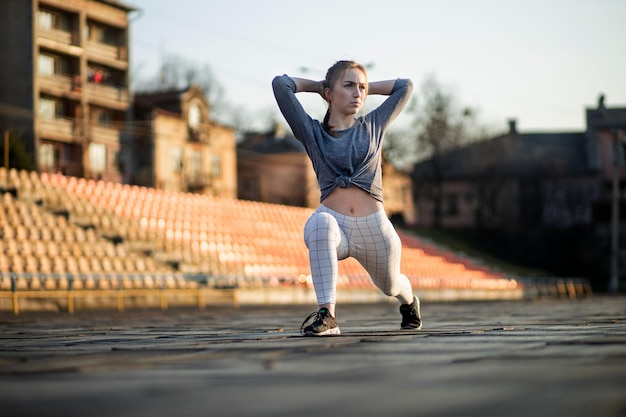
411, 99, 626, 290
132, 86, 237, 198
237, 124, 318, 207
238, 124, 415, 224
0, 0, 135, 181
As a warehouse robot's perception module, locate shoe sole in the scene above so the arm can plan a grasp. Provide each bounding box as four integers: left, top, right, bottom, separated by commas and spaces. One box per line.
303, 327, 341, 336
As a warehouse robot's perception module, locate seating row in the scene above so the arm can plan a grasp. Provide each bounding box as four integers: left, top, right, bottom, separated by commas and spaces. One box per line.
0, 169, 513, 290
0, 273, 198, 291
0, 252, 168, 274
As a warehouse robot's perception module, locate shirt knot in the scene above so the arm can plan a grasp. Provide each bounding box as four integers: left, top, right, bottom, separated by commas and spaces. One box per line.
335, 176, 352, 188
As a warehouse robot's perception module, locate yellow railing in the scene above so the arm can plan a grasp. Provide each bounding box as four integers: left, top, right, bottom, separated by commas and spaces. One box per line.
0, 273, 238, 315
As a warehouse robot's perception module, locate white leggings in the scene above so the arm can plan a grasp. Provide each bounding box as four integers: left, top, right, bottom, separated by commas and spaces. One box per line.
303, 205, 414, 306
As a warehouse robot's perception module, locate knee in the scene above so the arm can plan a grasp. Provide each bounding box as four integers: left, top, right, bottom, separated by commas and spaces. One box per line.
381, 282, 399, 297
304, 212, 339, 249
377, 274, 409, 297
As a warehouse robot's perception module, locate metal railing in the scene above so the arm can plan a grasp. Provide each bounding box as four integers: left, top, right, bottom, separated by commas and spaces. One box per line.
0, 272, 238, 315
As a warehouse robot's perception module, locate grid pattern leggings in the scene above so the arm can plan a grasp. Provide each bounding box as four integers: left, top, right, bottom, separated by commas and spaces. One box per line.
303, 205, 414, 305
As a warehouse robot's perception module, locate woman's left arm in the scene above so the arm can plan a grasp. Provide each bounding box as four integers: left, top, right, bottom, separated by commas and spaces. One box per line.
367, 80, 398, 96
367, 78, 413, 132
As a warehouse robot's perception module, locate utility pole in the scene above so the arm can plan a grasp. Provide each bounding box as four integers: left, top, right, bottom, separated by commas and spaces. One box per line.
609, 128, 624, 293
609, 129, 618, 293
593, 96, 625, 294
3, 130, 8, 169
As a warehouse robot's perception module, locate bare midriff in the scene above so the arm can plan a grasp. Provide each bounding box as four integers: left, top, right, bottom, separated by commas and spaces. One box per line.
321, 186, 383, 217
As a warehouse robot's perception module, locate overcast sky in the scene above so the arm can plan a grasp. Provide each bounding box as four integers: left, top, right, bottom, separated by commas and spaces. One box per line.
128, 0, 626, 133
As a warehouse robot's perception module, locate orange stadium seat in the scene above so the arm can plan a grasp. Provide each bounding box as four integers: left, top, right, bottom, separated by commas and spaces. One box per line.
0, 169, 515, 294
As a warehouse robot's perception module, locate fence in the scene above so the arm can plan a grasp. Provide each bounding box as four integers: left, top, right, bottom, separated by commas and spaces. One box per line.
0, 272, 238, 315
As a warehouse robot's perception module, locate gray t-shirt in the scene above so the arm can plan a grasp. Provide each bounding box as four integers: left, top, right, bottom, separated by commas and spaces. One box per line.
272, 75, 412, 203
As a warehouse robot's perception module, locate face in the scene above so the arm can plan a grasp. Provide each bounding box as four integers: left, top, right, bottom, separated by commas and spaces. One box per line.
326, 68, 367, 117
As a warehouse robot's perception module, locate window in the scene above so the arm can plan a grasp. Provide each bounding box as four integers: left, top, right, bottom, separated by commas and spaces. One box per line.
171, 148, 182, 172
211, 154, 221, 177
97, 110, 112, 126
89, 143, 106, 174
88, 22, 119, 45
446, 193, 459, 216
38, 54, 55, 76
188, 103, 201, 129
38, 9, 70, 31
189, 150, 202, 177
187, 150, 203, 188
39, 98, 56, 120
38, 10, 53, 30
40, 144, 55, 170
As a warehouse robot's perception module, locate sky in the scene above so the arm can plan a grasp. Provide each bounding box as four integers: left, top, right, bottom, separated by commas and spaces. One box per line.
127, 0, 626, 133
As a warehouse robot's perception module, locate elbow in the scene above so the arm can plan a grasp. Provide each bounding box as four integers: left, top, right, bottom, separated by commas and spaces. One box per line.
403, 78, 414, 93
271, 75, 282, 92
397, 78, 414, 97
272, 74, 295, 94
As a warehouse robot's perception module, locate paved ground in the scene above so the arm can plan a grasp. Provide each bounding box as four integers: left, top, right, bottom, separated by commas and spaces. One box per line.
0, 295, 625, 417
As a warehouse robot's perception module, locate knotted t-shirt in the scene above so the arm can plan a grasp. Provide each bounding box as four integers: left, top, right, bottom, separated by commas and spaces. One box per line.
272, 75, 412, 203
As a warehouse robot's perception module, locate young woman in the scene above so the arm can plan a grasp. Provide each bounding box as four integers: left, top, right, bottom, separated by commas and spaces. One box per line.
272, 60, 421, 336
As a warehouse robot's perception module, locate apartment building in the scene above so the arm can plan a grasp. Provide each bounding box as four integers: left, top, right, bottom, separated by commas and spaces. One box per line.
0, 0, 135, 181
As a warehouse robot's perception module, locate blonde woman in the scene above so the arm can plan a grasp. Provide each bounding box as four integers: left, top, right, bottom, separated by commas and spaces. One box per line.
272, 60, 421, 336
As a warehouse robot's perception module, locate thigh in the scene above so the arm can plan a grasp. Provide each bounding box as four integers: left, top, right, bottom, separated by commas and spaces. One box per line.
303, 210, 350, 260
352, 213, 402, 278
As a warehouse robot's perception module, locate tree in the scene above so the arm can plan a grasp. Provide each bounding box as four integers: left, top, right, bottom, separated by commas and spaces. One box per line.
410, 75, 482, 227
0, 130, 35, 172
133, 53, 226, 120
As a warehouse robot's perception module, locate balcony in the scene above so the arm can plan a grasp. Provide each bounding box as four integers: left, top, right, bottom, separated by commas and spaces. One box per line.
86, 83, 129, 110
38, 29, 82, 55
38, 73, 81, 97
86, 41, 128, 67
38, 117, 79, 143
38, 25, 80, 44
90, 125, 120, 145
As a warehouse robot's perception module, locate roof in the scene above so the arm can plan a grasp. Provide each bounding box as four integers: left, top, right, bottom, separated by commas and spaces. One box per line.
412, 130, 591, 181
134, 88, 187, 115
134, 86, 208, 118
586, 102, 626, 129
97, 0, 137, 12
237, 128, 305, 154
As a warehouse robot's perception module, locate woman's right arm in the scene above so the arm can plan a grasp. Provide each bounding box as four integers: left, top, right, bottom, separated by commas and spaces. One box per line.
290, 77, 325, 96
272, 75, 320, 143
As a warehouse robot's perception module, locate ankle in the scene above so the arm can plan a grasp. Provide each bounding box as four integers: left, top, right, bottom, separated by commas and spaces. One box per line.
320, 303, 336, 317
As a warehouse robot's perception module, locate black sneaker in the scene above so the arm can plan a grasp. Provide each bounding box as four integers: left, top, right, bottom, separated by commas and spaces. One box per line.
300, 307, 341, 336
400, 296, 422, 330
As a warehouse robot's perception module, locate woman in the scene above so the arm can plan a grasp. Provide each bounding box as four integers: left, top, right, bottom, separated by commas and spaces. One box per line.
272, 60, 421, 336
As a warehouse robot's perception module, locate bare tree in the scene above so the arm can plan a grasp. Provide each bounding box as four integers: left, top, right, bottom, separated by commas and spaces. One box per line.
133, 53, 225, 120
410, 75, 477, 227
383, 128, 417, 171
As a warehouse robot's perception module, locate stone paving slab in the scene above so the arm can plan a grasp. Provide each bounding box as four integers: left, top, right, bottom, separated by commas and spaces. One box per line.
0, 296, 625, 417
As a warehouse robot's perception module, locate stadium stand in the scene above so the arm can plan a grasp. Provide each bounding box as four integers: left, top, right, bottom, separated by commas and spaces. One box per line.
0, 167, 591, 313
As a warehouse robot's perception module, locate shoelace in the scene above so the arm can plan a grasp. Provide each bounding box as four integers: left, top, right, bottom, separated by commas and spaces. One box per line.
300, 310, 323, 335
